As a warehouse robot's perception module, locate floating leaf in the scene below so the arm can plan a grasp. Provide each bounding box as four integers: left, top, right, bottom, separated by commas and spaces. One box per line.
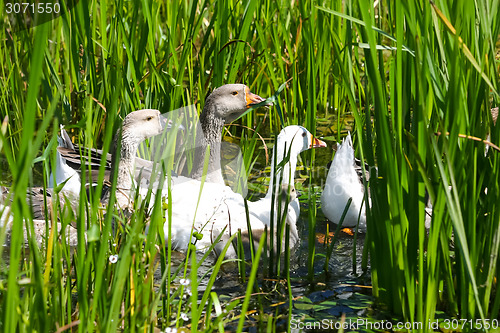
294, 302, 314, 311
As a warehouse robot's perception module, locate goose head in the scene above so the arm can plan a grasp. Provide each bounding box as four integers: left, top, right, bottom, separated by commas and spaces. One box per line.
203, 84, 266, 123
114, 109, 164, 162
193, 84, 266, 184
274, 125, 327, 160
120, 109, 163, 143
267, 126, 326, 198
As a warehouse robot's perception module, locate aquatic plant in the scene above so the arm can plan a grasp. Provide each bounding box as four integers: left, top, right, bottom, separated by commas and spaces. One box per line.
0, 0, 498, 332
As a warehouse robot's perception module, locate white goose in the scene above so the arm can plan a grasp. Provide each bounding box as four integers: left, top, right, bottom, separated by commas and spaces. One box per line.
321, 133, 367, 231
219, 183, 298, 259
165, 126, 327, 258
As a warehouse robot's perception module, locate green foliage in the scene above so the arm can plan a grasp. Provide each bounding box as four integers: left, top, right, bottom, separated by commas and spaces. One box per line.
0, 0, 499, 332
321, 0, 499, 330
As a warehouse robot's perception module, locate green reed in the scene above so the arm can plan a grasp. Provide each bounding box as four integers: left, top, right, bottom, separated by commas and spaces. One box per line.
317, 0, 499, 330
1, 0, 499, 331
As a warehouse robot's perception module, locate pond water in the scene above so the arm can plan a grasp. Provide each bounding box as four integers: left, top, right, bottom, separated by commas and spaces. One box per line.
0, 115, 378, 331
155, 121, 376, 331
155, 204, 372, 332
209, 118, 377, 331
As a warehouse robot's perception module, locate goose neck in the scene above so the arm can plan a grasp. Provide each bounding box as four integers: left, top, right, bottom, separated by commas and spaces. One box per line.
191, 103, 226, 183
111, 129, 142, 190
265, 144, 298, 199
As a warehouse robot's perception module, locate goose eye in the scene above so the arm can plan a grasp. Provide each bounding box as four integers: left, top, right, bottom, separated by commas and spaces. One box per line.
146, 116, 153, 121
232, 91, 238, 96
302, 132, 307, 137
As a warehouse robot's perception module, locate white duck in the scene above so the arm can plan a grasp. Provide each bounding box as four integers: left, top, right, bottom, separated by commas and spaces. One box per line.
321, 133, 367, 230
165, 126, 327, 258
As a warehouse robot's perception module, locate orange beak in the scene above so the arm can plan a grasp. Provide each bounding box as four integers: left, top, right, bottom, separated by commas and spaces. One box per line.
310, 134, 327, 148
245, 86, 267, 108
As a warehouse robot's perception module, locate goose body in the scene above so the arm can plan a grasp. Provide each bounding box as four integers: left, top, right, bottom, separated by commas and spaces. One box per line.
164, 126, 327, 258
0, 196, 11, 228
321, 133, 367, 230
235, 184, 298, 257
1, 188, 79, 247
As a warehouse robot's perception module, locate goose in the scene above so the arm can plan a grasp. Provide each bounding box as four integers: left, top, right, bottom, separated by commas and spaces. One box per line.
226, 183, 298, 259
48, 128, 81, 196
320, 108, 500, 232
105, 109, 165, 208
188, 84, 266, 184
0, 187, 12, 228
44, 109, 164, 211
54, 84, 266, 190
165, 125, 327, 258
1, 186, 80, 247
321, 132, 367, 231
1, 109, 164, 247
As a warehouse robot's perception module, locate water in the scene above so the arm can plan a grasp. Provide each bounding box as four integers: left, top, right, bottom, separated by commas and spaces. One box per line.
185, 117, 374, 330
153, 199, 372, 331
1, 114, 376, 330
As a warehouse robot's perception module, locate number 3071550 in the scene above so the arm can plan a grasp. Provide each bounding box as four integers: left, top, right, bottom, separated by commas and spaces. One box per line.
6, 2, 61, 14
